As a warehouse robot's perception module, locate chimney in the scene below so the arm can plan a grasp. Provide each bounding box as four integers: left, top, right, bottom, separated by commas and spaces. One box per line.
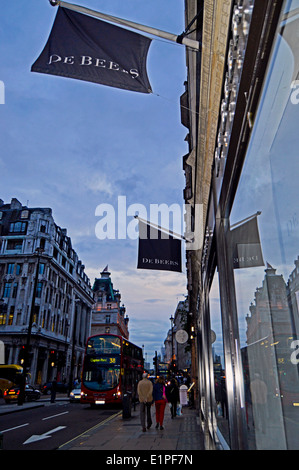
10, 198, 22, 210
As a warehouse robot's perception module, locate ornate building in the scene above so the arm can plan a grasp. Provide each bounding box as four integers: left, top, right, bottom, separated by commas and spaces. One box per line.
0, 198, 94, 386
91, 267, 129, 339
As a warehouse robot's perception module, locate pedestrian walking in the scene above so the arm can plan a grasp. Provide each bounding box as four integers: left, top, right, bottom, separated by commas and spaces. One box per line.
166, 378, 180, 418
153, 376, 167, 430
51, 377, 57, 403
137, 372, 153, 432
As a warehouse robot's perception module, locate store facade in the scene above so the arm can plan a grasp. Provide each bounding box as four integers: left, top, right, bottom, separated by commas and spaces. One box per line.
184, 0, 299, 449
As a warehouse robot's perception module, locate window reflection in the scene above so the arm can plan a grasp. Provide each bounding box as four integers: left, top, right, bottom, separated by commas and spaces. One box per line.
230, 0, 299, 450
209, 273, 230, 447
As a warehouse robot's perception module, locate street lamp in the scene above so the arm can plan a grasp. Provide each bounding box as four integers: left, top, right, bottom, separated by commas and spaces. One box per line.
68, 298, 80, 395
18, 247, 44, 405
169, 315, 174, 371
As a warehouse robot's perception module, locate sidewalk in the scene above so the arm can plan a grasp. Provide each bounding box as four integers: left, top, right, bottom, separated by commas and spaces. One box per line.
59, 404, 205, 451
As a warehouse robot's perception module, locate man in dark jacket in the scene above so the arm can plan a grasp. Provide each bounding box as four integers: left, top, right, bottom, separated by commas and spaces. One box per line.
166, 378, 180, 418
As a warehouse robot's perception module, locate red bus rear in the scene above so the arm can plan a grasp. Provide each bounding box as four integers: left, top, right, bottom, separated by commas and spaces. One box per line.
80, 334, 143, 406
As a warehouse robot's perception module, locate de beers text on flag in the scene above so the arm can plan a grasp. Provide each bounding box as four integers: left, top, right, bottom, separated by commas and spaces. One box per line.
230, 215, 264, 269
31, 7, 152, 93
137, 220, 182, 273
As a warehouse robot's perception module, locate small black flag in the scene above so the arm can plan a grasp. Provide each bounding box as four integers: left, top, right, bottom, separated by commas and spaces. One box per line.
137, 221, 182, 273
31, 7, 152, 93
230, 216, 264, 269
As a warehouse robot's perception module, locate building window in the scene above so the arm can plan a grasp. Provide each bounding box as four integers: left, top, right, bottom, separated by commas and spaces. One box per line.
3, 282, 12, 298
8, 306, 14, 325
6, 239, 23, 251
36, 282, 43, 299
20, 210, 29, 219
7, 263, 14, 274
12, 282, 18, 298
39, 220, 48, 233
9, 222, 27, 233
33, 306, 39, 324
16, 264, 22, 275
0, 313, 6, 325
39, 263, 45, 275
106, 314, 111, 324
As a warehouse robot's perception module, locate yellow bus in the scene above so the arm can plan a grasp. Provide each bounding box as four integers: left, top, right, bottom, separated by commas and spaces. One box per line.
0, 365, 23, 397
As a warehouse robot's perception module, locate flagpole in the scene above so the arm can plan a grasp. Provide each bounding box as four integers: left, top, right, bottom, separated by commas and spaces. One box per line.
134, 215, 193, 243
49, 0, 200, 50
230, 211, 262, 230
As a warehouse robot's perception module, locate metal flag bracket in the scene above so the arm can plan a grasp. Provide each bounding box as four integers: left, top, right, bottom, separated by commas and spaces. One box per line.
48, 0, 200, 51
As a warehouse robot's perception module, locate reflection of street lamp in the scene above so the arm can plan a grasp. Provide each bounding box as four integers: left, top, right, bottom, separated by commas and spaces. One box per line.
18, 247, 44, 405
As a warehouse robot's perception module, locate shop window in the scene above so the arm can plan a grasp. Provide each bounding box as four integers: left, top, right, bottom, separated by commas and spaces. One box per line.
230, 0, 299, 449
209, 272, 230, 448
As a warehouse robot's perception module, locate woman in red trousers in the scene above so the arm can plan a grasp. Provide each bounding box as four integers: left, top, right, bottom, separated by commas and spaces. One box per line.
153, 376, 168, 430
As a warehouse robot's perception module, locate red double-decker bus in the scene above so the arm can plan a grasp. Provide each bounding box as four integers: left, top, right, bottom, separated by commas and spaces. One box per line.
80, 334, 144, 407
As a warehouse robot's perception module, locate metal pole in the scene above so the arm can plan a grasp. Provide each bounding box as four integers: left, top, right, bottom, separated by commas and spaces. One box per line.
18, 248, 44, 405
49, 0, 200, 50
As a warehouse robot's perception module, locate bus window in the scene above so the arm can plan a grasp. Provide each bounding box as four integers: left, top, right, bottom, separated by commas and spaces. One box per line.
87, 335, 121, 355
83, 362, 120, 391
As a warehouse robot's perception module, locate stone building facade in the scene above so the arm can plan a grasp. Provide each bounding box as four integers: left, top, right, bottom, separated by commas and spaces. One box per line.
0, 198, 94, 387
91, 267, 129, 339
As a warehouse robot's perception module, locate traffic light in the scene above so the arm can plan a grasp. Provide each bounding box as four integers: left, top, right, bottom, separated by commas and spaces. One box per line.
153, 352, 158, 375
19, 345, 26, 364
49, 350, 57, 367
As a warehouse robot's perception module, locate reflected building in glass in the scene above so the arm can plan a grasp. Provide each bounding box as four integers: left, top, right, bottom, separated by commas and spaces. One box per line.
182, 0, 299, 450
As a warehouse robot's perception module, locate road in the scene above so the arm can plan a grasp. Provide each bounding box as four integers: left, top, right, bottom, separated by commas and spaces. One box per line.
0, 399, 122, 450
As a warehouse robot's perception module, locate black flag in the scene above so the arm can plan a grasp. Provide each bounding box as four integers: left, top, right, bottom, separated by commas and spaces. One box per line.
31, 7, 152, 93
230, 216, 264, 269
137, 221, 182, 273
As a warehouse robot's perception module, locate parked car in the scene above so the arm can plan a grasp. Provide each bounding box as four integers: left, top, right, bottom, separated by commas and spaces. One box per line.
42, 382, 69, 395
69, 384, 82, 402
4, 384, 41, 403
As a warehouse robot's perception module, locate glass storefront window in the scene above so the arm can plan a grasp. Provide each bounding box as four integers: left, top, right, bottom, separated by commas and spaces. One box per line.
230, 0, 299, 449
209, 272, 230, 448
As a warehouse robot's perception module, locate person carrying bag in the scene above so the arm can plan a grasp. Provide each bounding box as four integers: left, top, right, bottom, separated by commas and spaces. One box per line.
153, 376, 168, 430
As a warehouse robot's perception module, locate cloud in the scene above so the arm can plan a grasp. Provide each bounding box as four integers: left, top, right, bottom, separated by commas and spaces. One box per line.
84, 172, 114, 197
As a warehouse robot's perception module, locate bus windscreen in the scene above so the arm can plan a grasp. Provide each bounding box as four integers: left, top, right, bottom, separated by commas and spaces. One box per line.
83, 335, 121, 391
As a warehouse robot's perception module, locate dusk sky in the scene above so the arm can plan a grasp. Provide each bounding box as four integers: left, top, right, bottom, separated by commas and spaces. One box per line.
0, 0, 189, 364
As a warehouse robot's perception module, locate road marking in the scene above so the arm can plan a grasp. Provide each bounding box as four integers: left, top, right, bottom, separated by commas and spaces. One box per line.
42, 411, 69, 420
23, 426, 66, 445
1, 423, 29, 434
58, 410, 122, 449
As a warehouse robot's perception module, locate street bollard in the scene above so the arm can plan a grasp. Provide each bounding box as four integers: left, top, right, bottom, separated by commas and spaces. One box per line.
122, 392, 132, 419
